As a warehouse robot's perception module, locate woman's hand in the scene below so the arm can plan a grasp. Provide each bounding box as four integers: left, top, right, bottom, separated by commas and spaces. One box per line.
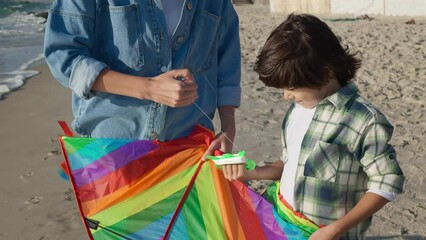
93, 68, 197, 107
202, 131, 235, 160
202, 106, 236, 158
203, 131, 251, 181
147, 69, 198, 107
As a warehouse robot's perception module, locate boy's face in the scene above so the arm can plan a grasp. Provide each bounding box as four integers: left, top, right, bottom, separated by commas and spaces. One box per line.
282, 87, 326, 109
282, 76, 341, 109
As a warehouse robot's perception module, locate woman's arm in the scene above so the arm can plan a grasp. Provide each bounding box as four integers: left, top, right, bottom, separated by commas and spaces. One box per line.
92, 68, 198, 107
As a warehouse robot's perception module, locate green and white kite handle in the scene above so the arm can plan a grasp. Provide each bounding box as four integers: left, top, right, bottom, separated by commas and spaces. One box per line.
206, 150, 256, 170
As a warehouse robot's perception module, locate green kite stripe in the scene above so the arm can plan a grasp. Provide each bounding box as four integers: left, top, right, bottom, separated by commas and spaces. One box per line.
92, 188, 185, 238
89, 164, 197, 234
195, 164, 226, 240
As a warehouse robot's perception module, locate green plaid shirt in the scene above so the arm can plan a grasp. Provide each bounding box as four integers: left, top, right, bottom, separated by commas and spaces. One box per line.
281, 83, 404, 239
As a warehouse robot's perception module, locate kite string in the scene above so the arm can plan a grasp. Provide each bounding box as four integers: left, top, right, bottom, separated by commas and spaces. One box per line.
193, 101, 242, 153
177, 74, 241, 152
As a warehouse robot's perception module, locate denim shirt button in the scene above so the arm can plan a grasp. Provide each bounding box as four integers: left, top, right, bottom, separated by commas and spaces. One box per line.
186, 2, 193, 10
177, 36, 184, 43
160, 65, 167, 72
152, 131, 158, 140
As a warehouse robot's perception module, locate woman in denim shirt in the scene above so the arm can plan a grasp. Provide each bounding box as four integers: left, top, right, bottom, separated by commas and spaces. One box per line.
44, 0, 241, 156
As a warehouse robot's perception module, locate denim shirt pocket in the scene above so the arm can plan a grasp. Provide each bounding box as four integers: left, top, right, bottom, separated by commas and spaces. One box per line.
96, 3, 144, 73
185, 10, 220, 73
304, 141, 340, 182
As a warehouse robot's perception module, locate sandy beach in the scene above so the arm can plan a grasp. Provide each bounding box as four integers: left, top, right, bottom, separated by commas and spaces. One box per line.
235, 5, 426, 239
0, 3, 425, 240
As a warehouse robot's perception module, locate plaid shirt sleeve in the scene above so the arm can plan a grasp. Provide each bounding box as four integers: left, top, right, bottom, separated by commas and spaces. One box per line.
359, 111, 404, 193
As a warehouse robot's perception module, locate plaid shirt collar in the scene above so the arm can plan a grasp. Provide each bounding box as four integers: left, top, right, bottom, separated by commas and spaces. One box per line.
318, 82, 359, 109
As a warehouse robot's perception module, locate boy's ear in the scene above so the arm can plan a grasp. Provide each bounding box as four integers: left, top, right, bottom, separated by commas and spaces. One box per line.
323, 67, 336, 79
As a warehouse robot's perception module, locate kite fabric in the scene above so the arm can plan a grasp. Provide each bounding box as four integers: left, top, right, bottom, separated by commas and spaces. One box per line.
58, 123, 319, 240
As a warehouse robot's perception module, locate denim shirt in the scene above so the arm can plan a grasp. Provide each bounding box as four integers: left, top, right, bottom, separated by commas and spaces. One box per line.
44, 0, 241, 140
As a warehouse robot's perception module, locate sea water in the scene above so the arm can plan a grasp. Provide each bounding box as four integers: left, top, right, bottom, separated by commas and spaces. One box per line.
0, 1, 51, 99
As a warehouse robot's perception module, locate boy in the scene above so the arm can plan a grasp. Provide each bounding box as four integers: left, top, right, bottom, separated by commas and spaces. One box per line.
222, 13, 404, 239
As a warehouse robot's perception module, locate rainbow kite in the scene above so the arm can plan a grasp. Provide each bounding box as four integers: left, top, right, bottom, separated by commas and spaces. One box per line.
58, 123, 319, 240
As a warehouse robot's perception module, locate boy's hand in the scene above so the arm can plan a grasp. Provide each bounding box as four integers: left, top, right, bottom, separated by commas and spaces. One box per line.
222, 163, 248, 181
308, 224, 341, 240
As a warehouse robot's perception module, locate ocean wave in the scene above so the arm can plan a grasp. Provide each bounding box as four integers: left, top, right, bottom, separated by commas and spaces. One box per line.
0, 1, 49, 100
0, 54, 44, 99
0, 11, 46, 36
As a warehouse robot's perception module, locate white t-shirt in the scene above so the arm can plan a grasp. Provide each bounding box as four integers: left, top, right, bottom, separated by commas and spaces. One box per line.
280, 104, 396, 208
280, 104, 316, 207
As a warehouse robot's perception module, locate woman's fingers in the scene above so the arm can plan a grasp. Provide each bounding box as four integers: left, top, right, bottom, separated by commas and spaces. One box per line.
173, 69, 195, 82
150, 69, 198, 107
168, 81, 198, 106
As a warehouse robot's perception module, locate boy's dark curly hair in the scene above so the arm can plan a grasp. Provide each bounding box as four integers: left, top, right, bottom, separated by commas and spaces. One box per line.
254, 13, 361, 89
